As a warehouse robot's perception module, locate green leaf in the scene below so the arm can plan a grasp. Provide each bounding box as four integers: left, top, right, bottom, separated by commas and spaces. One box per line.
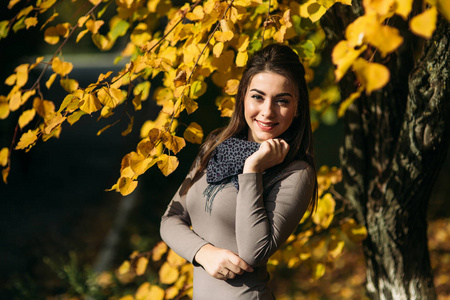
0, 20, 9, 39
109, 19, 130, 40
295, 40, 316, 59
12, 16, 26, 33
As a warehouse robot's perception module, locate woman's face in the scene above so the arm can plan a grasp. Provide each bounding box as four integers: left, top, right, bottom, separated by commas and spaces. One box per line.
244, 72, 297, 143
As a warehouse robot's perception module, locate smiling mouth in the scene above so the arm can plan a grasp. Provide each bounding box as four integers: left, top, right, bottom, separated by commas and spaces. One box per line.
256, 120, 278, 129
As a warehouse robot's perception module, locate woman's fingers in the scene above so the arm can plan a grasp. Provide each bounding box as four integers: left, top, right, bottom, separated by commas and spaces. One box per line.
243, 138, 290, 173
194, 244, 253, 280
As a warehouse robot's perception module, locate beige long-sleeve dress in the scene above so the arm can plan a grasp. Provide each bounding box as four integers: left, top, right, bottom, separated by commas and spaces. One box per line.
160, 159, 314, 299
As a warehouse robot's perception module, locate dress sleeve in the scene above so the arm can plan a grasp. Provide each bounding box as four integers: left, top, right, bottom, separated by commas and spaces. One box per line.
160, 165, 210, 264
235, 160, 315, 266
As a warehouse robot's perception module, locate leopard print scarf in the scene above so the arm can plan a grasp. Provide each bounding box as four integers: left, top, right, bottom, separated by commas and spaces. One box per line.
203, 137, 260, 213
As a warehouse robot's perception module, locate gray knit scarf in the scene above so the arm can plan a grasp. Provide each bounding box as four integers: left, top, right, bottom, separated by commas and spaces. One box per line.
203, 137, 260, 213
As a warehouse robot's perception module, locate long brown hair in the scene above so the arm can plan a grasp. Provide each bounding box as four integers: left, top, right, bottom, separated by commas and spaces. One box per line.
193, 44, 318, 211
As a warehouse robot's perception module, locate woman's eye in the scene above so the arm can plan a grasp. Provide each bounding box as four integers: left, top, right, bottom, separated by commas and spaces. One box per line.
251, 94, 263, 100
276, 99, 289, 105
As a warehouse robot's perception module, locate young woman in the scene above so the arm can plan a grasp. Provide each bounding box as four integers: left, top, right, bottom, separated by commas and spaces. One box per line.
160, 44, 318, 299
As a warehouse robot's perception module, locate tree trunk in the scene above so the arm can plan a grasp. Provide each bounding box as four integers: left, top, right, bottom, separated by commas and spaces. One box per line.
322, 3, 450, 300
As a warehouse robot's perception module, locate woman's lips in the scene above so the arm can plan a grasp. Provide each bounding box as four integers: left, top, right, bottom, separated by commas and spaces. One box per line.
255, 120, 278, 131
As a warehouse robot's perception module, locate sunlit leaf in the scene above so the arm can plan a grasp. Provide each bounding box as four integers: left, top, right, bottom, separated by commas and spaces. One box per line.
312, 193, 335, 228
46, 73, 58, 89
15, 129, 39, 150
189, 81, 207, 99
184, 122, 203, 144
44, 26, 60, 44
18, 109, 36, 129
341, 218, 368, 243
0, 147, 9, 167
167, 249, 186, 267
44, 112, 66, 134
24, 17, 38, 29
118, 177, 138, 196
410, 6, 438, 39
60, 78, 79, 93
0, 20, 9, 39
353, 58, 390, 94
79, 93, 102, 114
15, 64, 29, 88
332, 41, 366, 81
68, 110, 86, 125
9, 91, 22, 112
312, 263, 326, 280
157, 154, 179, 176
337, 87, 363, 117
162, 133, 186, 154
52, 57, 73, 77
152, 241, 168, 261
224, 79, 240, 95
159, 261, 179, 284
395, 0, 414, 19
118, 260, 131, 275
135, 257, 148, 276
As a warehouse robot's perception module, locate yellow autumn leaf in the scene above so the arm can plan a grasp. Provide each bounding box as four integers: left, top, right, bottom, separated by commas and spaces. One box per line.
436, 0, 450, 21
8, 0, 21, 9
79, 93, 102, 114
363, 0, 395, 16
44, 26, 60, 44
165, 286, 180, 299
44, 113, 66, 134
85, 19, 104, 34
118, 260, 131, 275
213, 42, 224, 58
332, 41, 366, 81
52, 57, 73, 77
328, 237, 345, 259
367, 25, 403, 57
218, 96, 235, 117
18, 108, 36, 129
186, 5, 205, 21
15, 129, 39, 150
162, 134, 186, 154
410, 6, 438, 39
341, 218, 368, 243
118, 177, 138, 196
0, 147, 9, 167
130, 152, 157, 176
4, 74, 16, 86
312, 193, 335, 228
312, 263, 326, 280
136, 139, 155, 157
152, 241, 168, 261
33, 97, 55, 117
182, 96, 199, 114
184, 122, 203, 144
395, 0, 414, 19
135, 257, 148, 276
236, 51, 248, 67
9, 91, 22, 112
353, 58, 390, 94
118, 296, 134, 300
15, 64, 29, 88
224, 79, 240, 95
60, 78, 79, 93
167, 249, 186, 267
0, 100, 10, 119
337, 87, 363, 117
189, 81, 207, 100
157, 154, 179, 176
46, 73, 58, 89
159, 261, 179, 284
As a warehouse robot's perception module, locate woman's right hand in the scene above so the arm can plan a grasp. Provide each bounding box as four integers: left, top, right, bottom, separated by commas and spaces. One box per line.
194, 244, 254, 280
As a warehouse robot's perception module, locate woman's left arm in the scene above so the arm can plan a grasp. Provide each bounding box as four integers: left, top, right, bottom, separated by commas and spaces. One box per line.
236, 141, 315, 266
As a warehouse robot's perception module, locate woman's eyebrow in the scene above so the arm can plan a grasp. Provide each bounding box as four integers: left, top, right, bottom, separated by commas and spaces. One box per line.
250, 89, 294, 98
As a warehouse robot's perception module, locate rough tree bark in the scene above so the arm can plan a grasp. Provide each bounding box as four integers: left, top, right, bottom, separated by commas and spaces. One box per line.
322, 3, 450, 300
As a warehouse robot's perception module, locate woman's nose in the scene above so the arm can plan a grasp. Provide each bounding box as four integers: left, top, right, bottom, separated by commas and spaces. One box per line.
261, 100, 274, 117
